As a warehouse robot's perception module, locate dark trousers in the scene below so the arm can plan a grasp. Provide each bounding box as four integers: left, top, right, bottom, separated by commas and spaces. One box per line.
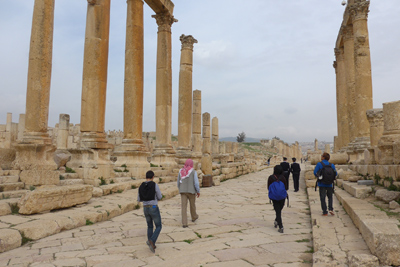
272, 199, 286, 229
292, 172, 300, 191
283, 171, 290, 190
144, 206, 162, 244
319, 186, 333, 214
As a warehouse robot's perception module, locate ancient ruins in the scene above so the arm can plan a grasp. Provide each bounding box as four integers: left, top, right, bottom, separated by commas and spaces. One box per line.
0, 0, 399, 266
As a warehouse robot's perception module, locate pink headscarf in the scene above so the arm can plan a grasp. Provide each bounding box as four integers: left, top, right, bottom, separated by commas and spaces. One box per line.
179, 159, 194, 181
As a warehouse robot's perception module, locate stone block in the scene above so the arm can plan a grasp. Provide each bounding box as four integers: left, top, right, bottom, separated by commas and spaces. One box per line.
357, 180, 374, 186
92, 187, 103, 197
20, 170, 60, 187
306, 179, 316, 188
337, 170, 357, 181
0, 175, 19, 184
0, 229, 22, 253
348, 176, 362, 182
375, 189, 400, 203
14, 219, 60, 240
213, 176, 221, 186
18, 185, 93, 214
53, 150, 71, 169
336, 179, 343, 188
0, 148, 16, 170
342, 182, 372, 199
305, 171, 315, 180
349, 254, 379, 267
389, 200, 400, 209
0, 202, 11, 216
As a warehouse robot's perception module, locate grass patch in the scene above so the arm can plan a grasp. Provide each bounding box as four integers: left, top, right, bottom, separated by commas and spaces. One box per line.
206, 235, 213, 238
131, 185, 137, 189
59, 175, 65, 180
183, 239, 194, 244
94, 205, 102, 208
117, 190, 123, 194
123, 169, 129, 172
195, 232, 201, 238
295, 239, 310, 243
305, 246, 314, 253
10, 203, 19, 214
86, 219, 94, 225
161, 194, 165, 200
106, 210, 110, 217
159, 178, 163, 183
118, 204, 121, 209
65, 167, 76, 173
98, 177, 107, 185
131, 177, 136, 180
150, 163, 158, 167
29, 186, 35, 191
121, 164, 127, 168
135, 204, 140, 210
110, 179, 115, 184
114, 169, 122, 172
21, 233, 33, 245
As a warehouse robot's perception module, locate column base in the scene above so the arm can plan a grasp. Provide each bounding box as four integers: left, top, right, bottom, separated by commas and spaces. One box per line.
22, 132, 53, 145
13, 143, 59, 188
67, 148, 115, 186
81, 132, 113, 149
377, 133, 400, 165
346, 137, 371, 165
151, 144, 177, 168
113, 141, 150, 179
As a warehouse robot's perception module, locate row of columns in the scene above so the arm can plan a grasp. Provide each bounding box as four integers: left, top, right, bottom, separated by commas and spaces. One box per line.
334, 0, 373, 154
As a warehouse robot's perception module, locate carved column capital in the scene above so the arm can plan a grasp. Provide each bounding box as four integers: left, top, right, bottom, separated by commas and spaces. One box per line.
152, 12, 178, 32
350, 0, 370, 21
341, 25, 353, 41
366, 108, 384, 127
180, 34, 198, 50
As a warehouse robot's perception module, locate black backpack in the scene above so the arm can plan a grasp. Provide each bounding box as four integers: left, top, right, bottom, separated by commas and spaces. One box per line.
138, 181, 156, 201
318, 162, 336, 185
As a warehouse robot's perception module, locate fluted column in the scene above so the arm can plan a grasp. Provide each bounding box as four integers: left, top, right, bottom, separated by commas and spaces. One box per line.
350, 0, 373, 139
366, 108, 384, 164
201, 112, 212, 175
124, 0, 144, 146
80, 0, 111, 149
178, 34, 197, 150
212, 117, 219, 155
24, 0, 55, 144
334, 47, 349, 149
192, 90, 202, 155
152, 12, 177, 150
342, 25, 357, 144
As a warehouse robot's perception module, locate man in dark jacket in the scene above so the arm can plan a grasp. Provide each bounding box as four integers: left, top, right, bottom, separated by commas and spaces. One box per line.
280, 157, 290, 190
290, 157, 301, 192
268, 165, 288, 233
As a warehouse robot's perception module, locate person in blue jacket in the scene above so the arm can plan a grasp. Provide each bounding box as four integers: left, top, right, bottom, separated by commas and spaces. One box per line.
314, 152, 337, 216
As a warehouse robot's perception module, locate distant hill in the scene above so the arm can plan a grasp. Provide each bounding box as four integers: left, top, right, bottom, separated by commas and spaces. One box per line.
219, 137, 261, 143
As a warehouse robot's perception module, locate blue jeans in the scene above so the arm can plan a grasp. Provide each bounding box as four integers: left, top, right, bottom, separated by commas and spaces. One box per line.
143, 206, 162, 244
319, 186, 333, 214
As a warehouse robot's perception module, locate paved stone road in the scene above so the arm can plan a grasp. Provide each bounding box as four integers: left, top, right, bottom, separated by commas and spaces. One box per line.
0, 167, 314, 267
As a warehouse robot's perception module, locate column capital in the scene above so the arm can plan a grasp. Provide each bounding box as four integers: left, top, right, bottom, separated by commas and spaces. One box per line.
349, 0, 369, 21
333, 61, 337, 69
366, 108, 384, 127
341, 25, 353, 41
87, 0, 96, 5
180, 34, 198, 50
152, 12, 177, 32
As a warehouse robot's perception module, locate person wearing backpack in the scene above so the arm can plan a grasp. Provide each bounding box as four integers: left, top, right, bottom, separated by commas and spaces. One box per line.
138, 170, 163, 253
268, 165, 288, 233
313, 152, 337, 216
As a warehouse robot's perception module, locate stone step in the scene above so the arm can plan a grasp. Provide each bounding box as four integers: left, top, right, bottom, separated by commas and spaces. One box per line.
152, 169, 170, 177
342, 181, 372, 199
0, 198, 20, 216
0, 190, 28, 200
0, 175, 19, 184
60, 179, 84, 186
335, 187, 400, 266
0, 182, 25, 192
113, 177, 134, 183
0, 170, 20, 176
157, 176, 176, 184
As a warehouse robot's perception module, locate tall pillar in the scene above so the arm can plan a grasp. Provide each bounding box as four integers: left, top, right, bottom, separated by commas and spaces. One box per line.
366, 109, 384, 164
56, 114, 70, 150
151, 12, 178, 167
342, 25, 357, 144
13, 0, 59, 188
17, 114, 26, 141
178, 35, 197, 150
113, 0, 149, 179
192, 90, 202, 156
350, 0, 373, 140
80, 0, 111, 149
201, 112, 212, 175
377, 101, 400, 165
23, 0, 54, 144
334, 47, 349, 150
211, 117, 219, 155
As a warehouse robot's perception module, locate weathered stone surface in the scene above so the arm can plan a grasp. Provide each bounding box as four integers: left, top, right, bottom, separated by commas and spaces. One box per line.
357, 180, 374, 185
389, 200, 400, 209
337, 170, 357, 181
20, 170, 60, 187
18, 185, 93, 214
0, 229, 22, 253
348, 175, 362, 182
14, 219, 60, 240
0, 148, 16, 170
53, 150, 71, 169
349, 254, 379, 267
375, 189, 400, 203
343, 182, 372, 199
0, 202, 11, 216
92, 187, 103, 197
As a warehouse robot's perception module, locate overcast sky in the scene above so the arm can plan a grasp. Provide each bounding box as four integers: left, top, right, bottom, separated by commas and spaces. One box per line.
1, 0, 399, 144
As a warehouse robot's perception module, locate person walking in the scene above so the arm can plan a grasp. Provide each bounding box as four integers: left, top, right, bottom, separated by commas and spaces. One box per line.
280, 157, 290, 190
268, 165, 288, 233
177, 159, 200, 228
138, 170, 162, 253
314, 152, 337, 216
290, 157, 301, 192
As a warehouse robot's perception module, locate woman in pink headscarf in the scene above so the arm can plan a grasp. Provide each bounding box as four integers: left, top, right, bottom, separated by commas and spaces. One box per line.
177, 159, 200, 228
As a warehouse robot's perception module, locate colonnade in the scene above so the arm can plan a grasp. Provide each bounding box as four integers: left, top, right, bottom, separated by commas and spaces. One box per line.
333, 0, 373, 160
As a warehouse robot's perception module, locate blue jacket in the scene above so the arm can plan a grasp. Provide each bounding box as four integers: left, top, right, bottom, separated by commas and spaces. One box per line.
314, 160, 337, 188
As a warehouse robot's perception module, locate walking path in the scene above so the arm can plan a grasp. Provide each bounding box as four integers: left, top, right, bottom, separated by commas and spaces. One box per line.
0, 165, 373, 266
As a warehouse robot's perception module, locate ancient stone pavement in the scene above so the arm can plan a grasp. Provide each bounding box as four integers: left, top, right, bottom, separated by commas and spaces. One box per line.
0, 165, 373, 267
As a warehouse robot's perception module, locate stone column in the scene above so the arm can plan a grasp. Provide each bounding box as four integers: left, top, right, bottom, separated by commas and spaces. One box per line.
17, 114, 26, 141
366, 108, 384, 164
314, 139, 318, 152
178, 35, 197, 151
80, 0, 111, 149
334, 47, 349, 150
113, 0, 149, 179
211, 117, 219, 155
325, 144, 330, 153
342, 25, 357, 144
350, 0, 373, 140
201, 112, 212, 175
377, 101, 400, 165
56, 114, 70, 150
192, 90, 202, 156
151, 12, 177, 164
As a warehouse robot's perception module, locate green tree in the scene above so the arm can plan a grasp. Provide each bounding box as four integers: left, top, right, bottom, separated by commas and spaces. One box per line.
236, 132, 246, 142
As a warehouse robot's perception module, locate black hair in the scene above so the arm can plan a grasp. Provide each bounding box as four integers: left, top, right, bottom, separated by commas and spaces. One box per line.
146, 170, 154, 179
292, 157, 296, 162
273, 165, 283, 175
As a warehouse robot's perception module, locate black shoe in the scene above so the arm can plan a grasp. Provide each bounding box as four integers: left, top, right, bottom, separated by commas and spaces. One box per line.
183, 225, 188, 228
146, 240, 155, 253
278, 228, 284, 233
274, 220, 278, 228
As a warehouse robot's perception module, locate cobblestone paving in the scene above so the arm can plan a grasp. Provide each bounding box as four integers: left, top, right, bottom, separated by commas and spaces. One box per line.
0, 167, 314, 267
